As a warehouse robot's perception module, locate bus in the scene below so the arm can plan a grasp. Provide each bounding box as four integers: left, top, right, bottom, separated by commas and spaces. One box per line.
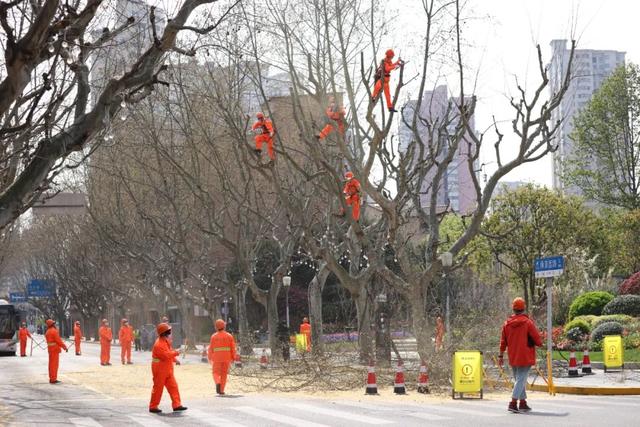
0, 299, 19, 356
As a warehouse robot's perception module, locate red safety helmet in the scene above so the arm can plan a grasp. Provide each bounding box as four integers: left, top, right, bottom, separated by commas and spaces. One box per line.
215, 319, 226, 331
512, 297, 526, 311
256, 112, 265, 119
345, 171, 354, 180
157, 323, 172, 336
385, 49, 395, 58
46, 319, 55, 327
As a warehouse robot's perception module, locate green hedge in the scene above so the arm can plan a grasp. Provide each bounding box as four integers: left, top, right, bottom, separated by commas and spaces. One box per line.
591, 321, 624, 342
564, 318, 591, 334
602, 295, 640, 317
592, 314, 635, 328
568, 291, 615, 321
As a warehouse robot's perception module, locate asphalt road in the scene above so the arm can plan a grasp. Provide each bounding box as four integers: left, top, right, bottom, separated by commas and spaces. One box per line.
1, 336, 639, 427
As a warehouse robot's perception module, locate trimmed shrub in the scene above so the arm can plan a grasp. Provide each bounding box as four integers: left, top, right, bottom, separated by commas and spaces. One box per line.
572, 315, 599, 327
602, 295, 640, 317
620, 271, 640, 295
592, 314, 635, 328
591, 321, 624, 342
568, 291, 615, 321
564, 318, 591, 335
566, 327, 587, 343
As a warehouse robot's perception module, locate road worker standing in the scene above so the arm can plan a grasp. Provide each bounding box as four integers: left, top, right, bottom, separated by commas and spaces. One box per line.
119, 318, 134, 365
299, 317, 311, 352
73, 321, 82, 355
149, 323, 187, 414
99, 319, 112, 366
45, 319, 67, 383
18, 322, 32, 357
208, 319, 236, 395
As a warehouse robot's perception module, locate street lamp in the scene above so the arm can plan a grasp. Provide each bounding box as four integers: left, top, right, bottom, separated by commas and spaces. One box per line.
283, 276, 291, 328
440, 252, 453, 346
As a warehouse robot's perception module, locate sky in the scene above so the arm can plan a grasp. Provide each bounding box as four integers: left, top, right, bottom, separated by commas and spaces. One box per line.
393, 0, 640, 187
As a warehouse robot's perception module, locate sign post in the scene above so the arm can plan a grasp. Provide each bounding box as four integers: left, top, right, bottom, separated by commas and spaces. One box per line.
534, 255, 564, 396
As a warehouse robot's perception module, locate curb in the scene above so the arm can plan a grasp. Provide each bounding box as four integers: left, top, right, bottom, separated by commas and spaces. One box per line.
528, 383, 640, 395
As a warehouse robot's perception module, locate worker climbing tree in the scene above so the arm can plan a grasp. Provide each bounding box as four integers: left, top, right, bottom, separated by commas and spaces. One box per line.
340, 171, 362, 221
252, 112, 276, 162
372, 49, 405, 113
316, 97, 346, 140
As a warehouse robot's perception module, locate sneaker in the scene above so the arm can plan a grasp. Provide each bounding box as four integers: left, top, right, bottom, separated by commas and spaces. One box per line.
76, 353, 81, 356
173, 406, 188, 412
388, 107, 398, 113
508, 401, 520, 413
50, 380, 61, 384
216, 384, 221, 395
519, 401, 531, 412
149, 408, 162, 414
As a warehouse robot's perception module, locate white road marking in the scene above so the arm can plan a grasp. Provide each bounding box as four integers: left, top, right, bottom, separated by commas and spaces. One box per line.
430, 405, 505, 417
406, 411, 453, 421
69, 418, 102, 427
187, 408, 247, 426
231, 406, 330, 427
128, 414, 172, 427
565, 398, 640, 407
288, 402, 393, 424
529, 401, 604, 410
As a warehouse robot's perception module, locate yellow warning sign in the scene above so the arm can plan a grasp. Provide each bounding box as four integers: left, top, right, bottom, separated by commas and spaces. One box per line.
603, 335, 623, 368
452, 351, 483, 393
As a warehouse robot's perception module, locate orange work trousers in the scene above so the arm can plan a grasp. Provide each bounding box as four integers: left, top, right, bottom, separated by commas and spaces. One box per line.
372, 77, 393, 109
319, 121, 345, 140
212, 361, 231, 393
100, 342, 111, 364
75, 338, 81, 354
121, 341, 132, 363
255, 134, 274, 160
20, 339, 27, 356
346, 195, 361, 220
150, 371, 182, 410
48, 351, 59, 382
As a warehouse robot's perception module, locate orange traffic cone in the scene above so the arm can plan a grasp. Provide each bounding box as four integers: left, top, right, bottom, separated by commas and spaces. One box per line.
201, 345, 208, 363
394, 360, 406, 394
417, 361, 430, 394
568, 351, 579, 377
581, 350, 592, 374
365, 360, 378, 395
234, 353, 242, 368
260, 349, 268, 369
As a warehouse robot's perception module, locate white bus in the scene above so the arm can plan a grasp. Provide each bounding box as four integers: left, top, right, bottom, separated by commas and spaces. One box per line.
0, 299, 19, 356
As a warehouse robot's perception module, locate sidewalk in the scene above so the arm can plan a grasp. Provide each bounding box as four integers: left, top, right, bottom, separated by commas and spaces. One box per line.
529, 368, 640, 395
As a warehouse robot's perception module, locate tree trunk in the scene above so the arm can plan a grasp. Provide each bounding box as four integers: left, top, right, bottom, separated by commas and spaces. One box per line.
178, 299, 196, 350
267, 289, 280, 359
308, 265, 329, 356
411, 286, 433, 364
236, 284, 253, 355
355, 290, 374, 364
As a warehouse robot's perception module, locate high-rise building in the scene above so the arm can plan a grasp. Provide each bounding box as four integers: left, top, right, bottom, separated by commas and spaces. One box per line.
398, 85, 479, 214
549, 39, 625, 195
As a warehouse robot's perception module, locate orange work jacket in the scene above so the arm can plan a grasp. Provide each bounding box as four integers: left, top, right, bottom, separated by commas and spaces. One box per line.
119, 325, 133, 343
45, 327, 67, 353
99, 326, 112, 343
208, 331, 236, 363
18, 326, 32, 341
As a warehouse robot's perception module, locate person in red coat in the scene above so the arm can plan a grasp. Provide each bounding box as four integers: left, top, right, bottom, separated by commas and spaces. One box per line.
149, 323, 187, 414
18, 322, 32, 357
44, 319, 68, 383
207, 319, 236, 395
498, 297, 542, 413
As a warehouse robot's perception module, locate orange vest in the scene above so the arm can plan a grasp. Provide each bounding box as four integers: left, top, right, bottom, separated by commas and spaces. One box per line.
208, 331, 236, 363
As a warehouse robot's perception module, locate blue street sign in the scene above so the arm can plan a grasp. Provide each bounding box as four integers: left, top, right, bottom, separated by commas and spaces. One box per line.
9, 292, 27, 303
27, 279, 55, 298
534, 256, 565, 278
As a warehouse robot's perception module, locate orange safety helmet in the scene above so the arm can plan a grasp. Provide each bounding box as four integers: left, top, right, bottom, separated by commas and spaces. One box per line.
385, 49, 395, 58
345, 171, 354, 180
157, 323, 172, 336
215, 319, 226, 331
46, 319, 55, 327
256, 112, 265, 119
512, 297, 526, 311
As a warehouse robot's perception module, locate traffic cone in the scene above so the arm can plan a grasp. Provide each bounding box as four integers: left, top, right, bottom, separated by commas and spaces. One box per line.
393, 360, 406, 394
568, 351, 579, 377
260, 349, 268, 369
417, 361, 430, 394
234, 353, 242, 368
365, 360, 378, 395
581, 350, 592, 374
201, 345, 208, 363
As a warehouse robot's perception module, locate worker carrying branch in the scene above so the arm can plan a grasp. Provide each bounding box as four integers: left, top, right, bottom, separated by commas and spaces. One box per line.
340, 171, 362, 221
252, 112, 275, 161
316, 97, 346, 140
372, 49, 405, 113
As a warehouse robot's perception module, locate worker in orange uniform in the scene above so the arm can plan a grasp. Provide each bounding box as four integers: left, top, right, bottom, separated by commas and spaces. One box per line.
317, 97, 346, 140
99, 319, 112, 366
149, 323, 187, 414
299, 317, 311, 352
45, 319, 68, 384
73, 320, 82, 355
435, 316, 445, 351
119, 318, 134, 365
341, 171, 362, 221
251, 112, 275, 161
372, 49, 404, 112
18, 322, 32, 357
207, 319, 236, 395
